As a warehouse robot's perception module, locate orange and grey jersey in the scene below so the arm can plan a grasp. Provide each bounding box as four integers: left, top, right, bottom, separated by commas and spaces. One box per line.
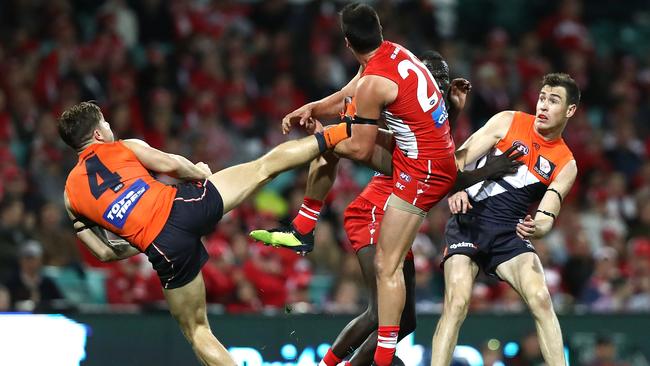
463, 112, 574, 224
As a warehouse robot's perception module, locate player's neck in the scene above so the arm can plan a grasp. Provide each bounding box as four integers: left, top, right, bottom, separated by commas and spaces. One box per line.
534, 122, 565, 141
357, 47, 380, 66
77, 140, 99, 154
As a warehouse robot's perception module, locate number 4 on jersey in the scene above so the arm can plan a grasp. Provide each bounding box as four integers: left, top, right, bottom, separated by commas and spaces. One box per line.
85, 155, 123, 199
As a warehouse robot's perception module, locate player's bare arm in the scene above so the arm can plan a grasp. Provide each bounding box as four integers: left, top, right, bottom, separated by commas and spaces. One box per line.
121, 139, 210, 181
64, 192, 139, 262
333, 75, 397, 162
518, 160, 577, 239
282, 69, 362, 134
454, 110, 515, 169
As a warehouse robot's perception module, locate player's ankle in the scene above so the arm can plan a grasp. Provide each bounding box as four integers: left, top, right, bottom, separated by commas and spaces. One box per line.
292, 197, 323, 234
374, 325, 399, 366
320, 348, 343, 366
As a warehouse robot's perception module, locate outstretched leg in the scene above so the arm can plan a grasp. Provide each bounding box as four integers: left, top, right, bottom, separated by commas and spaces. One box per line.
496, 253, 566, 366
208, 135, 325, 214
164, 273, 235, 366
430, 254, 478, 366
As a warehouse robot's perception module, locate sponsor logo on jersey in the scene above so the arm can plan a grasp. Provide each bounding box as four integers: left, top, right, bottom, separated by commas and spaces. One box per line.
449, 242, 476, 250
534, 155, 555, 181
390, 46, 400, 60
395, 182, 406, 191
430, 98, 448, 127
533, 142, 540, 150
525, 241, 535, 249
399, 172, 412, 182
512, 140, 529, 155
103, 179, 149, 229
112, 182, 124, 192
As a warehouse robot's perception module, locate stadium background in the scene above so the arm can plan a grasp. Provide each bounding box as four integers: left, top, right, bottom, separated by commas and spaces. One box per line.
0, 0, 649, 365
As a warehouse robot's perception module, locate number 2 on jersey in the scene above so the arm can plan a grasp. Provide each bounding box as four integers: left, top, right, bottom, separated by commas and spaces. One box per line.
86, 155, 122, 199
397, 59, 440, 113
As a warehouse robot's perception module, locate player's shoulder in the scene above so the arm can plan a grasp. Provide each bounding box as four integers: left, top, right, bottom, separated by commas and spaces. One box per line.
121, 139, 150, 148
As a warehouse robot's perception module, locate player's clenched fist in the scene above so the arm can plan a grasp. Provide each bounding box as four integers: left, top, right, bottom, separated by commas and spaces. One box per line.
195, 162, 212, 178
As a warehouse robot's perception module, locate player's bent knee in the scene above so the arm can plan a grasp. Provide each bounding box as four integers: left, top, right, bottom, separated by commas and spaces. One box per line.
374, 253, 401, 280
528, 288, 553, 314
443, 291, 471, 319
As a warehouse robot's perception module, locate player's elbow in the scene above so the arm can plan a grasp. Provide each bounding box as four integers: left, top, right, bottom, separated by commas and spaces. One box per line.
90, 244, 119, 262
347, 140, 374, 162
351, 148, 373, 162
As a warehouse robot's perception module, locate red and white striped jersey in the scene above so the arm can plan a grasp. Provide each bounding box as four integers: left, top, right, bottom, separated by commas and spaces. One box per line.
362, 41, 455, 179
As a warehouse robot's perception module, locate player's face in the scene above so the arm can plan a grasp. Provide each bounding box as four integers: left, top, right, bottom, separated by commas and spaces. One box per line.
534, 85, 576, 131
423, 59, 450, 92
96, 113, 115, 143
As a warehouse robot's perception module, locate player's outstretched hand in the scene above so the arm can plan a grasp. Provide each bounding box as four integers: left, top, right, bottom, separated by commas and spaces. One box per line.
448, 190, 472, 214
282, 104, 314, 134
449, 78, 472, 110
516, 214, 536, 239
484, 145, 524, 180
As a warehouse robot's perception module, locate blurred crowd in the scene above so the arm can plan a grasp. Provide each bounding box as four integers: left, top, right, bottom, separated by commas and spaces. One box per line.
0, 0, 649, 316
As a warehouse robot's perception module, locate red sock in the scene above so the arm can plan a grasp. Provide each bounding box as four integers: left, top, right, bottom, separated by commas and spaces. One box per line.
292, 197, 323, 234
319, 348, 342, 366
374, 325, 400, 366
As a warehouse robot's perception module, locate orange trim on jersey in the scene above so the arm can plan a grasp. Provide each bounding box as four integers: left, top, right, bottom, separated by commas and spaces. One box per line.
65, 141, 177, 251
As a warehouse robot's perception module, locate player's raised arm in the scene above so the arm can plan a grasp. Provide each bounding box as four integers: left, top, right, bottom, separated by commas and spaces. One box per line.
64, 192, 139, 262
454, 110, 515, 169
282, 68, 362, 134
121, 139, 210, 181
332, 75, 396, 162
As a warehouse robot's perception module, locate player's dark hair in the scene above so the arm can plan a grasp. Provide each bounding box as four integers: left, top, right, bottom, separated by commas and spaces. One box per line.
340, 3, 383, 54
421, 50, 450, 92
541, 73, 580, 107
58, 101, 102, 150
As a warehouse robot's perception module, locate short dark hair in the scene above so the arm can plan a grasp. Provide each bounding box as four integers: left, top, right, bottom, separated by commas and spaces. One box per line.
421, 50, 450, 92
58, 101, 102, 149
541, 73, 580, 107
340, 3, 383, 54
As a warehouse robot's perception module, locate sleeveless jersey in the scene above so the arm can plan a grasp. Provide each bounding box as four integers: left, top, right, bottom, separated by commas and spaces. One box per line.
464, 112, 574, 223
362, 41, 455, 179
65, 141, 177, 251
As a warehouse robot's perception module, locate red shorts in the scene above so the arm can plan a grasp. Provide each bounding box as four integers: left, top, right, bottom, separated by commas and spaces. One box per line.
344, 195, 414, 260
391, 155, 457, 211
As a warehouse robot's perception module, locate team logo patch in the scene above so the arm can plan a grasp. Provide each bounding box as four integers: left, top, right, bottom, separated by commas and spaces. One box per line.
534, 155, 555, 180
368, 221, 378, 238
430, 98, 448, 127
103, 179, 149, 229
399, 172, 412, 183
512, 140, 529, 155
416, 182, 430, 195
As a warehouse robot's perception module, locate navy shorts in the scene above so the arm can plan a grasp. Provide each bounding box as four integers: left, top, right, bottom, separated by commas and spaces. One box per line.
442, 214, 536, 278
145, 180, 223, 289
